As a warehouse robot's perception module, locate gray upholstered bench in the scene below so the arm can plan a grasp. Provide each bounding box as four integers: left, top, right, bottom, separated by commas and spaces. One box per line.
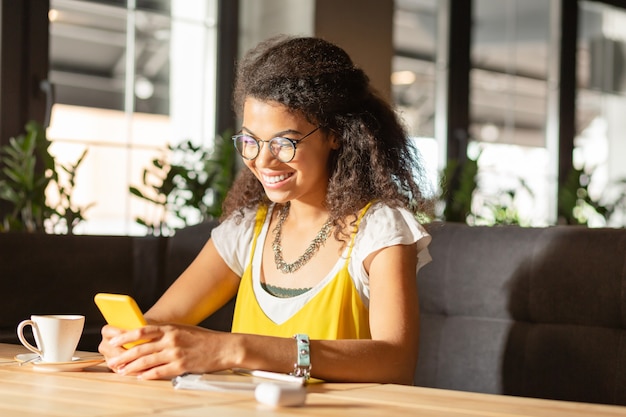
415, 222, 626, 405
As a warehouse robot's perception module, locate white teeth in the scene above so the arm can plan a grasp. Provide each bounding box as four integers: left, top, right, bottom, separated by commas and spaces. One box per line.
263, 173, 292, 184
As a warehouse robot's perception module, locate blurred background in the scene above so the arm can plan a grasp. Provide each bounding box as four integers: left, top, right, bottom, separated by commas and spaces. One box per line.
1, 0, 625, 234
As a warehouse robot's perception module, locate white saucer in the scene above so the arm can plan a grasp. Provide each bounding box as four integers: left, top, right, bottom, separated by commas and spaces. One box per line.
14, 353, 105, 372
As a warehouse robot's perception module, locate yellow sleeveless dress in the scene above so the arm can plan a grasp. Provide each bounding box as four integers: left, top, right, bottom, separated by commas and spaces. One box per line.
231, 204, 371, 340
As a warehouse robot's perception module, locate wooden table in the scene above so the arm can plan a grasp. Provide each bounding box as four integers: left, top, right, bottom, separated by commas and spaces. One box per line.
1, 343, 625, 417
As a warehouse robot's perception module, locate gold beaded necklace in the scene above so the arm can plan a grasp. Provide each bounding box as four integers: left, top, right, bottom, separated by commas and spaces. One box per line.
272, 202, 333, 274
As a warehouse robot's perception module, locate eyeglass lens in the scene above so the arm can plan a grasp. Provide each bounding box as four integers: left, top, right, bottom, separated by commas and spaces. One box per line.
233, 136, 296, 162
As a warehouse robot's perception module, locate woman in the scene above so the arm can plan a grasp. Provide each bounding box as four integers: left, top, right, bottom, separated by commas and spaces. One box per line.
99, 35, 432, 384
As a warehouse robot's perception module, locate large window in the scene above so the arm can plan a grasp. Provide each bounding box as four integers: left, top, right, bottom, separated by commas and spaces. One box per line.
469, 0, 554, 226
576, 1, 626, 226
392, 0, 555, 224
392, 0, 440, 199
46, 0, 218, 235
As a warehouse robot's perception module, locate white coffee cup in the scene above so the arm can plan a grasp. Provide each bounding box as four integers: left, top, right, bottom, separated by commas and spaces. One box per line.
17, 315, 85, 363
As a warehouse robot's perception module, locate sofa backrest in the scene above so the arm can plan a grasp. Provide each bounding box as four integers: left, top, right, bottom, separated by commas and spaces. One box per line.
415, 222, 626, 405
158, 221, 235, 332
0, 233, 139, 350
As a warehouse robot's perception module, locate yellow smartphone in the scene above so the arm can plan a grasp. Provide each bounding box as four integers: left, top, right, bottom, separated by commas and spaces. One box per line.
94, 293, 148, 348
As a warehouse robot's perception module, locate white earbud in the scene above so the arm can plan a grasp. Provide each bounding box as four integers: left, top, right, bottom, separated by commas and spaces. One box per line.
254, 383, 307, 407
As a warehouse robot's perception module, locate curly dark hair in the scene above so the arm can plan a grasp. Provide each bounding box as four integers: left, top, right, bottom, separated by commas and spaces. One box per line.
222, 35, 429, 239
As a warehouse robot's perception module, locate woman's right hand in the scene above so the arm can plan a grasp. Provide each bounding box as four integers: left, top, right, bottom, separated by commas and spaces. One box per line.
99, 322, 235, 380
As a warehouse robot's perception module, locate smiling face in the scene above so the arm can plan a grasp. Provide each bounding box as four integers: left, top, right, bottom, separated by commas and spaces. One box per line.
240, 98, 337, 206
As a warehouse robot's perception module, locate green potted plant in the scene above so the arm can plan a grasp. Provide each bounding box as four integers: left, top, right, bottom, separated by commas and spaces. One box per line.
0, 121, 91, 234
558, 165, 626, 226
439, 155, 479, 223
0, 121, 56, 232
129, 130, 236, 236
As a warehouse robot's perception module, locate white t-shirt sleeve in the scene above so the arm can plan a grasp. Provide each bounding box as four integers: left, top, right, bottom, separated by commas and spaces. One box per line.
349, 203, 432, 305
354, 204, 432, 263
210, 208, 257, 277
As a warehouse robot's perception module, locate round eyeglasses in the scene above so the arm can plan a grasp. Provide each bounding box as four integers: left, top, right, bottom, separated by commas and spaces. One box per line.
231, 127, 320, 163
